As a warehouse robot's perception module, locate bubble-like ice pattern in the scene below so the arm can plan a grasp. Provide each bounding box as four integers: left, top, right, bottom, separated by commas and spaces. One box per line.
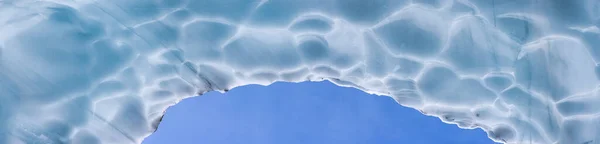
2, 0, 600, 143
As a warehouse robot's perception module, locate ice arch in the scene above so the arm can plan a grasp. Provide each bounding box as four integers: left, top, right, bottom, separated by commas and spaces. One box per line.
2, 0, 600, 143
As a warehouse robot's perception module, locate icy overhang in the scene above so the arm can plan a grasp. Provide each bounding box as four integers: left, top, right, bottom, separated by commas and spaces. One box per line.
2, 0, 600, 143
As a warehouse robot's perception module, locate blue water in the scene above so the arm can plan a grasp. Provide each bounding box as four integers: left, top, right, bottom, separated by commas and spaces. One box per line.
143, 81, 497, 144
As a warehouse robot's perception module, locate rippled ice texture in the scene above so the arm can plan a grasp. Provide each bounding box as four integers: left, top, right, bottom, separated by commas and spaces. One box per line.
1, 0, 600, 143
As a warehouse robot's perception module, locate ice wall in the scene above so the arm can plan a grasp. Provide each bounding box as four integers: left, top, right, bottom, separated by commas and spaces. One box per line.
1, 0, 600, 143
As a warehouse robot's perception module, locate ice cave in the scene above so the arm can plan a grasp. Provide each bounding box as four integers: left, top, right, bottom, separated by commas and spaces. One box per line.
1, 0, 600, 143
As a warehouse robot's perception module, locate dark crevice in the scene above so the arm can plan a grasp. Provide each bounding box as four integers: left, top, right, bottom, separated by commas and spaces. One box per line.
151, 113, 165, 132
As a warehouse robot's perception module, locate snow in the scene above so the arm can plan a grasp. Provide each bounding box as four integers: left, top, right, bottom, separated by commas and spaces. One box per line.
1, 0, 600, 143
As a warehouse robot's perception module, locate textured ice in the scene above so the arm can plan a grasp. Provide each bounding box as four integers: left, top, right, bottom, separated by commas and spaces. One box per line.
1, 0, 600, 143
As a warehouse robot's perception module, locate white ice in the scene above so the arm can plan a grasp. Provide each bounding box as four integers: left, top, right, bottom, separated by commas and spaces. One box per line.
1, 0, 600, 143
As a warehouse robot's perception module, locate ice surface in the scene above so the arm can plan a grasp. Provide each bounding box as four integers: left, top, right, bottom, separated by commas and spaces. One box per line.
1, 0, 600, 143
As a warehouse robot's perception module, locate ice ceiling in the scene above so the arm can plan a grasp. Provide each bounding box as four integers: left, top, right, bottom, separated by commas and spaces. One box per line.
1, 0, 600, 143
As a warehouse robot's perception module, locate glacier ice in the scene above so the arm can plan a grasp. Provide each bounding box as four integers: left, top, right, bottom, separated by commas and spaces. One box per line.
1, 0, 600, 143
